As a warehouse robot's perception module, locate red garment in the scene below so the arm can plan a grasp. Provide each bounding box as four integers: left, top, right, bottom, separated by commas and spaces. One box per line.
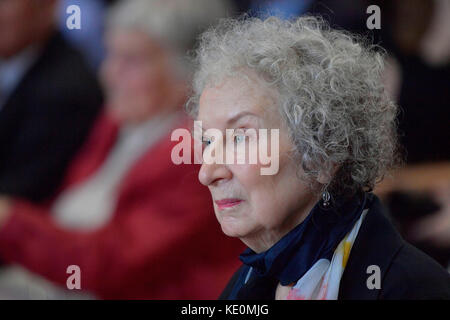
0, 112, 244, 299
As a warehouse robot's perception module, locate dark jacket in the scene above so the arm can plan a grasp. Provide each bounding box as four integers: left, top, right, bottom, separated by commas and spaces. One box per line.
0, 32, 102, 202
220, 195, 450, 300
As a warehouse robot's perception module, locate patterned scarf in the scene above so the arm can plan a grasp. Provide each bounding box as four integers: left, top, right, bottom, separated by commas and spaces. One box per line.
287, 209, 368, 299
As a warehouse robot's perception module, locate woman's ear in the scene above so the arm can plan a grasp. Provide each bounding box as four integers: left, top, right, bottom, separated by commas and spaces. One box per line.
317, 163, 339, 184
317, 171, 331, 184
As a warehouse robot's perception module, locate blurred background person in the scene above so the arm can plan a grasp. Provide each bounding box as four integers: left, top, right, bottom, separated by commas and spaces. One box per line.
0, 0, 103, 203
0, 0, 242, 299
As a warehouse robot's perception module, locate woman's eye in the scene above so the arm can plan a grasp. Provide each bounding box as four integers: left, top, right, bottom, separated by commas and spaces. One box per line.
202, 137, 212, 147
234, 134, 245, 144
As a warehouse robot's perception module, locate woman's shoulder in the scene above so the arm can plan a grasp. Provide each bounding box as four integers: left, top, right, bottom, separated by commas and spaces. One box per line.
340, 193, 450, 300
380, 241, 450, 299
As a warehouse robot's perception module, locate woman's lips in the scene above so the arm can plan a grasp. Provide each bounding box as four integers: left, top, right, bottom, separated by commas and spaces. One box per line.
215, 199, 243, 210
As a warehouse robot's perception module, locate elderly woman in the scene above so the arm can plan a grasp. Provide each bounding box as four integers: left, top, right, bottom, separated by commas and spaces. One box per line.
0, 0, 243, 299
188, 16, 450, 300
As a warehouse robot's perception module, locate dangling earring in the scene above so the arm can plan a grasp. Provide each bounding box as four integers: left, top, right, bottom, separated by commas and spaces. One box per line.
322, 190, 331, 208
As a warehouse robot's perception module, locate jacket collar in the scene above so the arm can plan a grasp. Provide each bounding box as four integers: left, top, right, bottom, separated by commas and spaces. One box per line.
338, 193, 405, 299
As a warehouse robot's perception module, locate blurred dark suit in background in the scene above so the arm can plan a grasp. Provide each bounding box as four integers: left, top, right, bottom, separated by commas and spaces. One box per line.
0, 0, 103, 203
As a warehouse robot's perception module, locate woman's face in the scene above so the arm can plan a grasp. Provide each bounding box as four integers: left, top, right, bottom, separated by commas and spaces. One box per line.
197, 74, 319, 252
101, 29, 177, 123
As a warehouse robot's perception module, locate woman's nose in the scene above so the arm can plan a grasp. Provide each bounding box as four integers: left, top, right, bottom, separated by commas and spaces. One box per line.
198, 162, 232, 186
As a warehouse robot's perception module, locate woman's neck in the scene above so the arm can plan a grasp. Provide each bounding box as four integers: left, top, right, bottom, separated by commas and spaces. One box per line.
241, 194, 319, 253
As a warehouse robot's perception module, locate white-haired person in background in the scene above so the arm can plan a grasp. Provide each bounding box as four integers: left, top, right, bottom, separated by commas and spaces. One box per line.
0, 0, 244, 299
188, 15, 450, 300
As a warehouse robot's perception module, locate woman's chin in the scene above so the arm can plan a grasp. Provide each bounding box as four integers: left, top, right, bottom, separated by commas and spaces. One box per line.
219, 218, 250, 239
220, 225, 240, 238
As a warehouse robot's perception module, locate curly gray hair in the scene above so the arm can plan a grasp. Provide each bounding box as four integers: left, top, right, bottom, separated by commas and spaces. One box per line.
187, 15, 401, 196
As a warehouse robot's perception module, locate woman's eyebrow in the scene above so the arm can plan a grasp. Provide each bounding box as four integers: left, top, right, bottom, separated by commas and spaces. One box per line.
194, 111, 260, 136
226, 111, 260, 127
